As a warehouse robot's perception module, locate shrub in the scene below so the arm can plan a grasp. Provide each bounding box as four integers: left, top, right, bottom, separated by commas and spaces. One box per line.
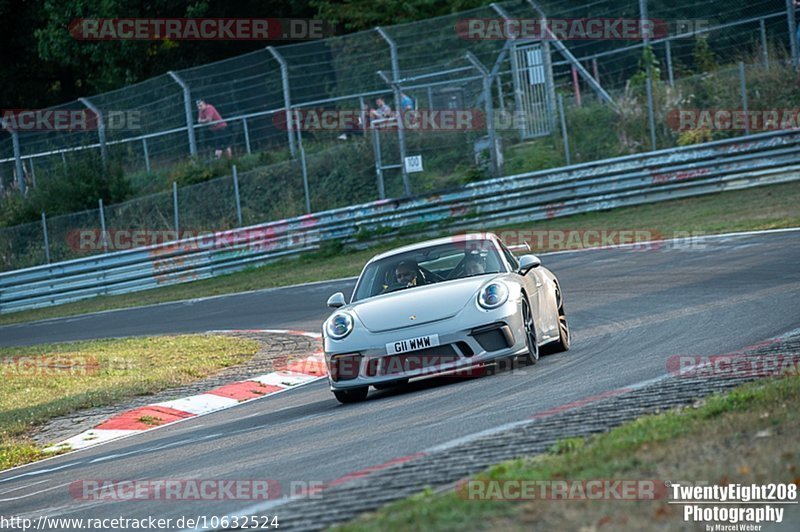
0, 155, 131, 227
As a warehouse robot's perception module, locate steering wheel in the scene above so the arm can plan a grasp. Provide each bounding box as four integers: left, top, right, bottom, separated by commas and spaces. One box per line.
419, 266, 445, 283
446, 259, 467, 280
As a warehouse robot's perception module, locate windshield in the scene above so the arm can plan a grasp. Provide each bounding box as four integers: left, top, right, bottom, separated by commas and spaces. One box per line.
352, 239, 506, 301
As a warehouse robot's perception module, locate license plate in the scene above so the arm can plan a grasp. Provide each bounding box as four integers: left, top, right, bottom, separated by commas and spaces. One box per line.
386, 334, 440, 355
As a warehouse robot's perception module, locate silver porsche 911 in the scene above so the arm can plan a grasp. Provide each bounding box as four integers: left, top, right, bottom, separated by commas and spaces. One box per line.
322, 233, 570, 403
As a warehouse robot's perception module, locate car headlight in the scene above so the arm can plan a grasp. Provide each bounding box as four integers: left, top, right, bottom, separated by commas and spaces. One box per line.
478, 281, 509, 309
326, 311, 354, 339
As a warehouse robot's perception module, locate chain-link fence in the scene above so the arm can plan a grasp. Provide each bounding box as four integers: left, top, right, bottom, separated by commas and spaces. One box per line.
0, 0, 796, 271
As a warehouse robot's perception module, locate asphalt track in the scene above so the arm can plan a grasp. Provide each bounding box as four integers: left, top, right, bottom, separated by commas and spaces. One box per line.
0, 229, 799, 530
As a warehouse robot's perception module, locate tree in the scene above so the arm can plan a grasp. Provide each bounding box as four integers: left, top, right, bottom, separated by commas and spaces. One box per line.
310, 0, 489, 31
25, 0, 315, 102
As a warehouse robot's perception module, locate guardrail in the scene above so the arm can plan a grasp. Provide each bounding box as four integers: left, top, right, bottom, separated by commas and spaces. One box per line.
2, 128, 799, 314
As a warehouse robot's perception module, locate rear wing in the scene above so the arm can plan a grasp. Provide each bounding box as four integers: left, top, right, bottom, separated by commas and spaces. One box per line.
507, 242, 531, 253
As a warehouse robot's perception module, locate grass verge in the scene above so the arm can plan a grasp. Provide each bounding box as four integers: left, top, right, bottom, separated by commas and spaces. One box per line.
0, 334, 259, 470
337, 375, 800, 531
2, 180, 799, 328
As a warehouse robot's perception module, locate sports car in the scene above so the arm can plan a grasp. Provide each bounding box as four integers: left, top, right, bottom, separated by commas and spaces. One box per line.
322, 233, 570, 403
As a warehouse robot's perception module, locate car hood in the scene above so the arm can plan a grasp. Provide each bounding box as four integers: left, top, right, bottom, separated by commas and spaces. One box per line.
351, 275, 497, 333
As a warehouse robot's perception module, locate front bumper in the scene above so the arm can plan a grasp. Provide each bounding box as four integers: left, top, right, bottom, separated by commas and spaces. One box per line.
324, 301, 527, 390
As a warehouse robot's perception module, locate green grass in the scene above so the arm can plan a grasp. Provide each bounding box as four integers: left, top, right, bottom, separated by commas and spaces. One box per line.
0, 334, 259, 470
337, 374, 800, 531
2, 180, 799, 328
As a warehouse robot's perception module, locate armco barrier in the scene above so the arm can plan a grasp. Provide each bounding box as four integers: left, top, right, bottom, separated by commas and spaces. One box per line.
2, 128, 800, 314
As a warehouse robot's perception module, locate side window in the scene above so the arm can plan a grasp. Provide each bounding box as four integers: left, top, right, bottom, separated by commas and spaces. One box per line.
499, 242, 519, 270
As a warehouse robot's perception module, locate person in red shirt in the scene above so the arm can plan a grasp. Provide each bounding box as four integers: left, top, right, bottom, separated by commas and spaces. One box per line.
196, 99, 232, 159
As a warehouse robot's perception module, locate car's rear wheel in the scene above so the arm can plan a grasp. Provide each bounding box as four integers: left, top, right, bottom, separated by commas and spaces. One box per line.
520, 298, 539, 365
543, 283, 570, 355
333, 387, 369, 404
373, 378, 409, 390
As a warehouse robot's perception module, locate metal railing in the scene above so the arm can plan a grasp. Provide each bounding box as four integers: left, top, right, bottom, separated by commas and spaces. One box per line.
2, 127, 798, 314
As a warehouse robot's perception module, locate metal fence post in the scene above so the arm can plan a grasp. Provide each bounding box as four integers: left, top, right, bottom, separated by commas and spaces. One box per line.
98, 198, 108, 254
495, 4, 525, 138
646, 75, 657, 151
558, 94, 571, 166
79, 97, 108, 164
759, 19, 769, 68
496, 77, 506, 113
41, 212, 51, 264
10, 129, 26, 194
267, 47, 297, 159
359, 96, 367, 129
371, 127, 386, 199
639, 0, 650, 47
142, 138, 151, 174
242, 118, 252, 154
787, 0, 798, 67
571, 66, 582, 107
28, 159, 36, 188
167, 71, 198, 157
739, 62, 750, 136
296, 128, 311, 213
232, 164, 243, 226
665, 40, 675, 87
466, 52, 498, 177
377, 26, 411, 197
172, 182, 180, 233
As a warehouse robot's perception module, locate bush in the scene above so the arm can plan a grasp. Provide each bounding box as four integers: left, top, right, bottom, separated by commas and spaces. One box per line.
677, 128, 713, 146
0, 155, 131, 227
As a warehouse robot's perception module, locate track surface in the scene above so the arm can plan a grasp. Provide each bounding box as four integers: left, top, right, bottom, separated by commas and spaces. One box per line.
1, 230, 799, 529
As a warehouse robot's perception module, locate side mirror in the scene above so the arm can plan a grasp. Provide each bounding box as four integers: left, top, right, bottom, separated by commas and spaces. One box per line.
518, 254, 541, 274
327, 292, 346, 308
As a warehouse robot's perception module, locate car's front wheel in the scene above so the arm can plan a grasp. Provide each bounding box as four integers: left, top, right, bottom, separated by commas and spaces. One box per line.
333, 387, 369, 404
543, 283, 570, 355
520, 298, 539, 365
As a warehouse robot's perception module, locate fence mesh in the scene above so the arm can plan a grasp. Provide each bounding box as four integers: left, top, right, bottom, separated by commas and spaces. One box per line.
0, 0, 796, 272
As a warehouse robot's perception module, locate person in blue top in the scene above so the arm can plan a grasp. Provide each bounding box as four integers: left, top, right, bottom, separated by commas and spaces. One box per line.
399, 93, 414, 112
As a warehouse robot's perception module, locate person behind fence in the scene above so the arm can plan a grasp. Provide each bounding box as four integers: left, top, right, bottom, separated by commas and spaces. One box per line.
399, 92, 414, 112
369, 97, 393, 121
196, 99, 232, 159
